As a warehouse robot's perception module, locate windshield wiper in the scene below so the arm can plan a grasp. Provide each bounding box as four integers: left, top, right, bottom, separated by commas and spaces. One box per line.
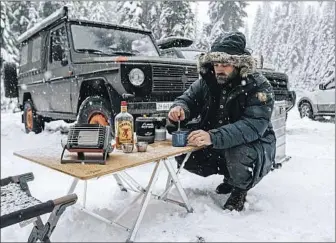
108, 50, 139, 56
76, 48, 113, 56
77, 48, 137, 56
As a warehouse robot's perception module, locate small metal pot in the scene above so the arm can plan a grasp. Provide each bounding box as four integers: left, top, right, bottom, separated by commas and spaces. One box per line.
172, 130, 189, 147
121, 143, 134, 153
136, 141, 148, 152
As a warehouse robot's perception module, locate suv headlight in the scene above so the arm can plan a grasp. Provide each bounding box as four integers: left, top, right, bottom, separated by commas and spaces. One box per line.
129, 68, 145, 86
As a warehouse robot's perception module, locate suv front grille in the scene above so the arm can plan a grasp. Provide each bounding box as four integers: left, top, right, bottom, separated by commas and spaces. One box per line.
152, 65, 199, 92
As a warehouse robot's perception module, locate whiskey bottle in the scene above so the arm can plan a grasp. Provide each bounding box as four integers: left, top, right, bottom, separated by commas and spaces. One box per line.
115, 101, 134, 150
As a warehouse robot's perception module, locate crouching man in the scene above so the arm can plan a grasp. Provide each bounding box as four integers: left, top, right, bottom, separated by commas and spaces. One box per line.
167, 32, 276, 211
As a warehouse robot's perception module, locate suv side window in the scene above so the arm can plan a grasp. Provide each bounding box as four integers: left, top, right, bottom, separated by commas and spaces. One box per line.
20, 43, 29, 66
50, 26, 68, 63
32, 36, 42, 63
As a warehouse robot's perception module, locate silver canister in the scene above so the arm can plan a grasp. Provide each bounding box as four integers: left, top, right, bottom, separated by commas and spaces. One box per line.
154, 128, 167, 141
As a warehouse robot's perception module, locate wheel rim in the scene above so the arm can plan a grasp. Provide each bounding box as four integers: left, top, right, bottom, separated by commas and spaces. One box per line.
301, 105, 311, 117
26, 108, 33, 130
88, 113, 109, 126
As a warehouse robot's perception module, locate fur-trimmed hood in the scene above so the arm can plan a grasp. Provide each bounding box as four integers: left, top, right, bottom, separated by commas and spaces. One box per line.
197, 52, 257, 78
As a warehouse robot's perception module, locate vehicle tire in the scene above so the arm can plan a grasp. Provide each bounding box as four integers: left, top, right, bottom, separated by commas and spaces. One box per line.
23, 100, 44, 134
77, 96, 114, 137
299, 102, 314, 119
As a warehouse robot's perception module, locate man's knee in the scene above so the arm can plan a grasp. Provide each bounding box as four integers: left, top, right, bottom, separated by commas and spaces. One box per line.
225, 143, 258, 167
175, 149, 219, 177
224, 143, 259, 189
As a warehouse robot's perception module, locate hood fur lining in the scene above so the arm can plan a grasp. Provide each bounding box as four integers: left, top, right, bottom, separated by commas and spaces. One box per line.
197, 52, 256, 78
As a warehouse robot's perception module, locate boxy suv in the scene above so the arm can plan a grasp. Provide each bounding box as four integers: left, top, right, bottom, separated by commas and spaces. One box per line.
3, 6, 199, 134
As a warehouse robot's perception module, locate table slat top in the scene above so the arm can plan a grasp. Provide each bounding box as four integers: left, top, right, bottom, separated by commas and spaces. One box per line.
13, 140, 200, 180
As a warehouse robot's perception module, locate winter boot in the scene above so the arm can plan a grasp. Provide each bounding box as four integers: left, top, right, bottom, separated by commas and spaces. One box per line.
223, 187, 247, 212
215, 179, 233, 194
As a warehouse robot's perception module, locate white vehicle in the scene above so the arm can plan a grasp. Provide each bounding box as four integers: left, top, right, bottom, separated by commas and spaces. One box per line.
298, 77, 335, 119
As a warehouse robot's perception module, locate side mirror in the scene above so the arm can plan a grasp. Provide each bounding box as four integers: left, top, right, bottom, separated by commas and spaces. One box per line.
319, 84, 325, 90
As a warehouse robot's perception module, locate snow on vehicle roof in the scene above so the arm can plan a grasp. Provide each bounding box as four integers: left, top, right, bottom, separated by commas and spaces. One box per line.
17, 6, 152, 44
17, 6, 68, 43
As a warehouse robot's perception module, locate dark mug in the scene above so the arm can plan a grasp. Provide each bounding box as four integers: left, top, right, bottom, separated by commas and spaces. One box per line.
172, 130, 189, 147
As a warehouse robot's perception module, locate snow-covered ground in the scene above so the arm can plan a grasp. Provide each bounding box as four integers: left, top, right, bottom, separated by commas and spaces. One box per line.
1, 107, 335, 242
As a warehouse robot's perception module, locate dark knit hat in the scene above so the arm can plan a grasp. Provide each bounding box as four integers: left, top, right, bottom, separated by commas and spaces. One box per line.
197, 31, 256, 78
210, 31, 251, 56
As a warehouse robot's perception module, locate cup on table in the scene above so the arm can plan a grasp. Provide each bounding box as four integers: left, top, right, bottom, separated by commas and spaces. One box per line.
172, 130, 189, 147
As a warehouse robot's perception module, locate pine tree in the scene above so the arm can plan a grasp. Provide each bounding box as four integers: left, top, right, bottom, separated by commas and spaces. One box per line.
318, 2, 335, 83
117, 1, 145, 28
298, 5, 320, 89
9, 1, 31, 38
158, 1, 195, 39
194, 24, 211, 50
0, 1, 18, 65
259, 2, 273, 62
270, 3, 291, 71
1, 1, 19, 110
207, 1, 248, 42
147, 2, 162, 39
283, 3, 305, 85
244, 21, 250, 47
250, 5, 262, 51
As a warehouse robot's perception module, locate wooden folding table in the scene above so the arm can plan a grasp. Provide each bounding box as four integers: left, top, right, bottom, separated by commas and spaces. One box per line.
14, 140, 202, 242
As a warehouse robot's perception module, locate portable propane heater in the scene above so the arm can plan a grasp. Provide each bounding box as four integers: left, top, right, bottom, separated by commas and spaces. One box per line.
60, 124, 113, 165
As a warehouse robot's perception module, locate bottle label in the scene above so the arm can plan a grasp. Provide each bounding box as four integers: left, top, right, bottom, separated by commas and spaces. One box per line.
117, 121, 133, 143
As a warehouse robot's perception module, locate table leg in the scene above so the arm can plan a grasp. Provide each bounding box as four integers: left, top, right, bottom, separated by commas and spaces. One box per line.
161, 152, 192, 199
127, 161, 162, 242
164, 159, 193, 213
113, 174, 128, 192
83, 181, 88, 208
67, 178, 79, 194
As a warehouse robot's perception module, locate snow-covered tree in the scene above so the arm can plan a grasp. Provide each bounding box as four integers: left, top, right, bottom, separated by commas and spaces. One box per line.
243, 21, 250, 47
317, 2, 335, 83
0, 2, 18, 65
207, 1, 248, 43
194, 24, 211, 50
1, 1, 19, 110
250, 5, 262, 51
299, 5, 320, 88
158, 1, 195, 39
270, 3, 291, 71
9, 1, 31, 39
39, 1, 63, 19
117, 1, 145, 28
282, 3, 305, 82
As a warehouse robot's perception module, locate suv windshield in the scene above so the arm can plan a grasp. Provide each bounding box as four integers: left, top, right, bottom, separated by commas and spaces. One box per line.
71, 24, 159, 57
180, 50, 204, 60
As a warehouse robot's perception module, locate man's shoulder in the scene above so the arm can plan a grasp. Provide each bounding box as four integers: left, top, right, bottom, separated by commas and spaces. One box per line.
246, 71, 273, 91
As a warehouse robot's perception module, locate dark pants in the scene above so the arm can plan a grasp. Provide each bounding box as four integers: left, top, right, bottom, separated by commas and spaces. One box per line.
175, 141, 271, 190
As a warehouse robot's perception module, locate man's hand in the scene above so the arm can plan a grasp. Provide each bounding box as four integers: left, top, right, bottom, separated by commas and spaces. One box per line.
187, 130, 212, 147
168, 106, 185, 122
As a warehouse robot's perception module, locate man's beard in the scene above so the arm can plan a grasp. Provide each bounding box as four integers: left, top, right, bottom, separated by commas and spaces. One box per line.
216, 69, 239, 85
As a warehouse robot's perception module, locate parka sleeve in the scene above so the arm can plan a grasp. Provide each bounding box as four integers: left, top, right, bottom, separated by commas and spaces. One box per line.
208, 84, 274, 149
170, 79, 204, 120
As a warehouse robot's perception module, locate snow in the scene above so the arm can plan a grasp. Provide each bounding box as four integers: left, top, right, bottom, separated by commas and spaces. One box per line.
1, 107, 335, 242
